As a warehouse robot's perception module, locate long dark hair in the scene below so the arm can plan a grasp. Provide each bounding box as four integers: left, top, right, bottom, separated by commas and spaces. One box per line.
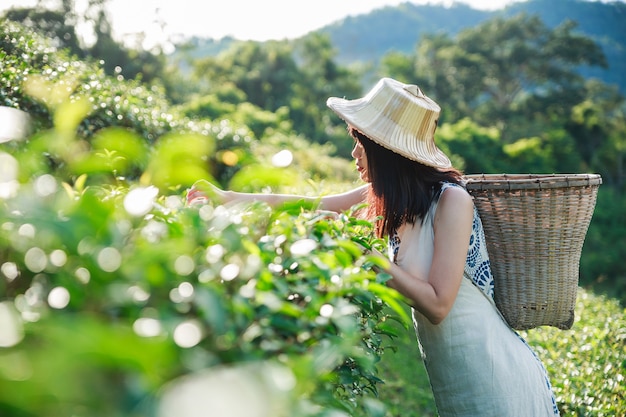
349, 127, 464, 237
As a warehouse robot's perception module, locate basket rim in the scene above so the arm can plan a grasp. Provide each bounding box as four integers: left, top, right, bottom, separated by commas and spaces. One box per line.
464, 173, 602, 191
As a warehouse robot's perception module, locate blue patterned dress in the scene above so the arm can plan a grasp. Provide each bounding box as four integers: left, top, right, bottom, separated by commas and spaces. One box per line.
388, 182, 559, 416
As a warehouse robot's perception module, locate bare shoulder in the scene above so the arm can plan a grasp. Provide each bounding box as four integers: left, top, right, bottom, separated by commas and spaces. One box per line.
437, 185, 474, 220
440, 184, 472, 204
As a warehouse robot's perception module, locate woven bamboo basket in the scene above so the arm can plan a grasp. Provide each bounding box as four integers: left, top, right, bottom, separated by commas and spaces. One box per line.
464, 174, 602, 330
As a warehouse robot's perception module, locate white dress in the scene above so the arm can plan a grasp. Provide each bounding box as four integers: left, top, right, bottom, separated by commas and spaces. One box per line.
388, 183, 559, 417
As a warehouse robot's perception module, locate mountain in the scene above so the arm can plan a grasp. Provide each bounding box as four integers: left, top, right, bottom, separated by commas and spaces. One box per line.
318, 0, 626, 93
171, 0, 626, 94
320, 3, 492, 64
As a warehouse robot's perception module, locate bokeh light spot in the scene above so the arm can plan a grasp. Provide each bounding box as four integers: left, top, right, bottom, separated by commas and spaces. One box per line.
0, 301, 23, 347
271, 149, 293, 167
157, 362, 293, 417
24, 247, 47, 273
221, 150, 239, 166
124, 186, 159, 217
320, 304, 334, 318
0, 152, 19, 199
220, 264, 240, 281
290, 239, 317, 256
173, 320, 203, 348
18, 224, 36, 239
97, 247, 122, 272
133, 317, 162, 338
205, 244, 225, 263
141, 220, 168, 243
34, 174, 58, 197
75, 267, 91, 284
48, 287, 70, 309
128, 285, 150, 303
49, 249, 67, 267
174, 255, 195, 276
1, 262, 19, 281
178, 282, 194, 298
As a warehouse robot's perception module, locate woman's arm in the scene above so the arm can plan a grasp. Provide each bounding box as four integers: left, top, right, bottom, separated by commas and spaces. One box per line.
374, 186, 474, 325
187, 180, 369, 214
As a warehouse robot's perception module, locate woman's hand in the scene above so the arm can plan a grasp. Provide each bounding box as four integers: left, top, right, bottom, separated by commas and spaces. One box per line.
186, 180, 229, 206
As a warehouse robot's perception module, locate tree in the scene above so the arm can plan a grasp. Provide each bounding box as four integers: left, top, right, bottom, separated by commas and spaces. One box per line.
3, 5, 84, 57
291, 33, 363, 156
192, 41, 299, 112
567, 80, 626, 189
189, 35, 363, 157
2, 0, 167, 83
381, 14, 607, 143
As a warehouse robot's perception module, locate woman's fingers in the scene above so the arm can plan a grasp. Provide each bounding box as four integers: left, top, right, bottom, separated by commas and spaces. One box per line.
186, 187, 208, 206
186, 180, 228, 206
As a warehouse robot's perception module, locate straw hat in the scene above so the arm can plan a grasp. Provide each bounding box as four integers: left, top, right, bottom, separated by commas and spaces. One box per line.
326, 77, 452, 169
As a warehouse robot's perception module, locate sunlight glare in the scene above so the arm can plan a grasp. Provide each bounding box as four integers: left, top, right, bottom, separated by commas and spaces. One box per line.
271, 150, 293, 168
290, 239, 317, 256
157, 362, 294, 417
124, 186, 159, 217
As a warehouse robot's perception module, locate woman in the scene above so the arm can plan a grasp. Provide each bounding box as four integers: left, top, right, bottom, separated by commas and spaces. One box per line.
188, 77, 560, 416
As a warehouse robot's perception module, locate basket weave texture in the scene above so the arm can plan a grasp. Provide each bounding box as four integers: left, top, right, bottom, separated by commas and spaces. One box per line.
464, 174, 602, 330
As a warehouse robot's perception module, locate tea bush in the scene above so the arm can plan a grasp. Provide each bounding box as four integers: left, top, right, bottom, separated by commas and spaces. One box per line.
1, 19, 356, 190
0, 141, 407, 417
1, 19, 408, 417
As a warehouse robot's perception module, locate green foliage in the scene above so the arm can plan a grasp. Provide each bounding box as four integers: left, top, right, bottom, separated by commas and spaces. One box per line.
186, 35, 362, 158
0, 18, 177, 143
0, 27, 406, 414
2, 1, 168, 83
0, 169, 407, 416
578, 187, 626, 298
385, 13, 606, 137
436, 118, 504, 173
0, 101, 406, 417
1, 20, 350, 193
521, 290, 626, 416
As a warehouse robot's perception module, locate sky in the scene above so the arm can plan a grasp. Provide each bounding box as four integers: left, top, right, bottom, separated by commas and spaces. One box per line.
2, 0, 522, 47
0, 0, 619, 50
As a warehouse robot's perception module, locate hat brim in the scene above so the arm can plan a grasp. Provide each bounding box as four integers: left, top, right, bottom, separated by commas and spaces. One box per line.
327, 78, 452, 170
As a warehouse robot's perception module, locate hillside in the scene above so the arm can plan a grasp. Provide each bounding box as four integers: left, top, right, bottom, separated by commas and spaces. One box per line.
320, 0, 626, 93
172, 0, 626, 94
